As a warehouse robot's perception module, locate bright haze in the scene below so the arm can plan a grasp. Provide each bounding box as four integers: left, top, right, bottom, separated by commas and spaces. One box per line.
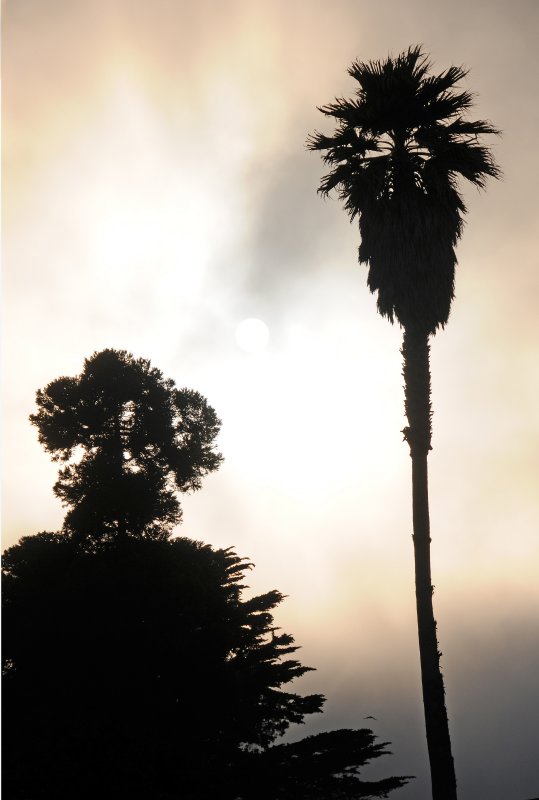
3, 2, 538, 798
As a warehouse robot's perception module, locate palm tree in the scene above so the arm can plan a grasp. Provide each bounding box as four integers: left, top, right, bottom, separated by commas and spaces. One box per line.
308, 46, 500, 800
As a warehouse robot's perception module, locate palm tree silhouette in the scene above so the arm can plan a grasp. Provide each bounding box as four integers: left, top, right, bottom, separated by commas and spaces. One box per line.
308, 46, 499, 800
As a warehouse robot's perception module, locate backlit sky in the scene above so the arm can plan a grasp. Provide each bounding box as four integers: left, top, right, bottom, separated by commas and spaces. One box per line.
3, 1, 539, 797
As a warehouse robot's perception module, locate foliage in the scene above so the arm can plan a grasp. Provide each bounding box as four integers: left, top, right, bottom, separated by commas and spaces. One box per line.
3, 350, 411, 797
308, 45, 500, 334
30, 349, 223, 542
2, 533, 410, 799
238, 729, 411, 798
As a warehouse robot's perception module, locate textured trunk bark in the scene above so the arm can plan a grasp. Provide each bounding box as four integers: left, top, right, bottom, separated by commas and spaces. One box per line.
114, 407, 128, 540
402, 326, 457, 800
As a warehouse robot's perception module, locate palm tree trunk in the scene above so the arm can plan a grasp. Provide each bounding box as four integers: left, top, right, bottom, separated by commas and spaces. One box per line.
401, 326, 457, 800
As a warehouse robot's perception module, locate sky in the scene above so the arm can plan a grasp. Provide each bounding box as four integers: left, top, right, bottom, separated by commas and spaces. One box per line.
2, 1, 539, 797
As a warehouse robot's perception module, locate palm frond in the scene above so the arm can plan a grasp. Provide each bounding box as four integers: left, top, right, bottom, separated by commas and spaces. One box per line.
427, 89, 475, 120
446, 118, 501, 136
427, 141, 501, 186
308, 46, 500, 334
417, 64, 469, 103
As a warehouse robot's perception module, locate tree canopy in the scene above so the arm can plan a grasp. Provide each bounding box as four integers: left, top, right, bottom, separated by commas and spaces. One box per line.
2, 533, 410, 799
308, 45, 500, 334
30, 349, 223, 543
3, 350, 411, 798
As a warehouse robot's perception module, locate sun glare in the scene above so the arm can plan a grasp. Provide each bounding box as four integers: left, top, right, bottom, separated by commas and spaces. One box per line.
235, 317, 270, 354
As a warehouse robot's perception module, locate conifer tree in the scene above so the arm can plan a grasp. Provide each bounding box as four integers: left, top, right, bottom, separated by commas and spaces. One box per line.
30, 348, 222, 543
3, 349, 411, 799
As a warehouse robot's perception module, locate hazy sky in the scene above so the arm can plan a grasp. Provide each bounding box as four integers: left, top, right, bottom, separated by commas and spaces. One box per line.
3, 1, 539, 797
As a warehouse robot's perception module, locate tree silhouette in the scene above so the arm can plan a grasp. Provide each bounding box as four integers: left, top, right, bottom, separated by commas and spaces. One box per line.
30, 349, 223, 543
3, 350, 411, 798
308, 46, 500, 800
238, 729, 411, 799
3, 533, 410, 799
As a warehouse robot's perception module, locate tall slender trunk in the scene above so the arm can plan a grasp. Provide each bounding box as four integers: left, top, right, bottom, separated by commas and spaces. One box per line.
401, 326, 457, 800
114, 406, 128, 540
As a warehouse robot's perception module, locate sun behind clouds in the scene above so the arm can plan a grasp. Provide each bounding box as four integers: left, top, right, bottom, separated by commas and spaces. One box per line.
235, 317, 270, 354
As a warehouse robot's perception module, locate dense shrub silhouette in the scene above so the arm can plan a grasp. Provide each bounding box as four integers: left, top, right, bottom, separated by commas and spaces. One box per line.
2, 533, 410, 799
2, 534, 321, 798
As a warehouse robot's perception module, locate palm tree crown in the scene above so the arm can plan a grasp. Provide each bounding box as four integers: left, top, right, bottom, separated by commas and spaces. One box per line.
308, 45, 500, 334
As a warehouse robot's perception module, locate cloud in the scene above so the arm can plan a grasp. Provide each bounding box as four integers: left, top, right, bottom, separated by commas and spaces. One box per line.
3, 3, 539, 798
